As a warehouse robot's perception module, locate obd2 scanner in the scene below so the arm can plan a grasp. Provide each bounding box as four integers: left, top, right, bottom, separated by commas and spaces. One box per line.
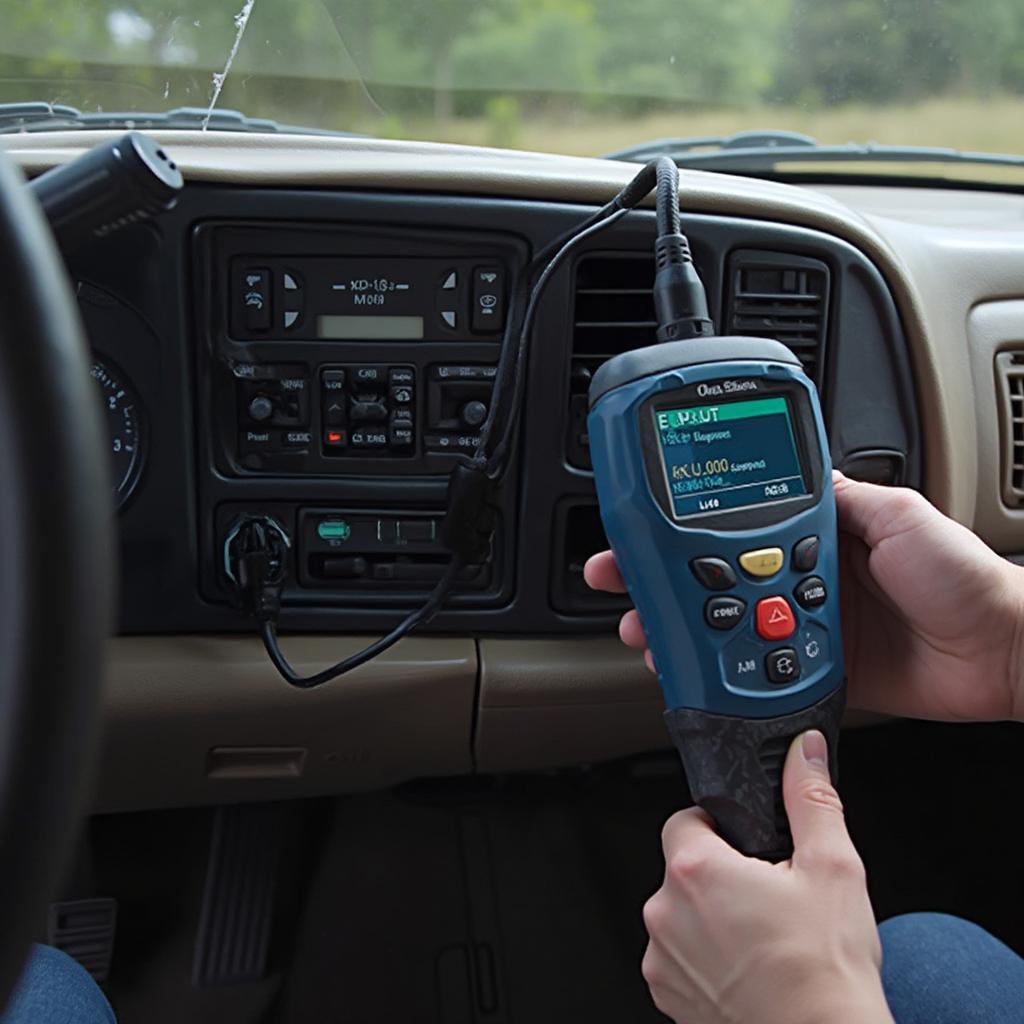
588, 338, 845, 861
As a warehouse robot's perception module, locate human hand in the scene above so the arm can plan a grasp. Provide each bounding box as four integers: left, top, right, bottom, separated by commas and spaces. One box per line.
584, 472, 1024, 722
640, 731, 892, 1024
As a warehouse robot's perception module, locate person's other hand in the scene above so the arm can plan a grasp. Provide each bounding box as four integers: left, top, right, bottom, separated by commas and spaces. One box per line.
584, 473, 1023, 722
641, 731, 892, 1024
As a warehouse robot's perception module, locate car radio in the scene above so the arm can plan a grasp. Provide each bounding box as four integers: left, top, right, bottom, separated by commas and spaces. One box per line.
229, 256, 508, 342
200, 227, 523, 478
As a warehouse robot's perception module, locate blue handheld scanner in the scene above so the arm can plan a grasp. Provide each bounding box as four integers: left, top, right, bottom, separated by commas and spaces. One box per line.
588, 336, 846, 860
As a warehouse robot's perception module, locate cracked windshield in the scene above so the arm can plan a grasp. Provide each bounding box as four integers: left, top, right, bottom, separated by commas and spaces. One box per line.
3, 0, 1024, 181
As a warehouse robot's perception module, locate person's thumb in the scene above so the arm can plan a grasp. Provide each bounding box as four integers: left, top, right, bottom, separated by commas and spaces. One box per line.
782, 730, 858, 869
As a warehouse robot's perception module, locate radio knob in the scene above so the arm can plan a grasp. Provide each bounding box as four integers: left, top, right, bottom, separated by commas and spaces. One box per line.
248, 395, 275, 422
461, 400, 488, 428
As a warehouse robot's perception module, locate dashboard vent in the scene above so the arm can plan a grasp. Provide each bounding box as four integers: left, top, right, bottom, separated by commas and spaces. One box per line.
572, 252, 658, 357
568, 252, 657, 468
996, 352, 1024, 505
724, 250, 830, 387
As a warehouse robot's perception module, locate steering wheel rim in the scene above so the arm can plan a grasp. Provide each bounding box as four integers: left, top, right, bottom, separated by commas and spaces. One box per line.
0, 149, 113, 1004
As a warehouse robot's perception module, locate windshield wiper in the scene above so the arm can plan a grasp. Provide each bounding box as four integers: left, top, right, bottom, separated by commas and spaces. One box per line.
604, 129, 1024, 176
0, 102, 362, 138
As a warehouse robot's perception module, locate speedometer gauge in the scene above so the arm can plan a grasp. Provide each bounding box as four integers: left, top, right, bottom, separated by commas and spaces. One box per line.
91, 359, 144, 508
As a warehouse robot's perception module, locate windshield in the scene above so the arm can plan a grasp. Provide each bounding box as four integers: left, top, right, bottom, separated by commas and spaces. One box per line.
3, 0, 1024, 180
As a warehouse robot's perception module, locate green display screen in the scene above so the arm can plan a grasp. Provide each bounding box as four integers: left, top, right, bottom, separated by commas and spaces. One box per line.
654, 395, 808, 518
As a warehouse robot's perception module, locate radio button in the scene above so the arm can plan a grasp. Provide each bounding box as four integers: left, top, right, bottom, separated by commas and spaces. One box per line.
350, 365, 387, 387
705, 596, 746, 631
765, 647, 801, 685
739, 547, 784, 578
389, 424, 414, 449
323, 397, 346, 427
755, 597, 796, 641
323, 428, 347, 451
389, 367, 415, 386
349, 399, 389, 423
690, 557, 737, 591
350, 429, 388, 449
794, 576, 827, 609
792, 536, 820, 573
399, 519, 436, 543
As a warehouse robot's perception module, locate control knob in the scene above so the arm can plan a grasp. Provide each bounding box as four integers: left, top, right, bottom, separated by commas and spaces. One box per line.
461, 400, 488, 428
248, 395, 275, 422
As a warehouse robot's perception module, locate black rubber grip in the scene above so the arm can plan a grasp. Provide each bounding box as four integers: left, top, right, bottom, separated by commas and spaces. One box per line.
664, 683, 846, 861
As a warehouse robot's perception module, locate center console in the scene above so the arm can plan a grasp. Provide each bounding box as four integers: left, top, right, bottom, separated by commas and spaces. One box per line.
193, 220, 527, 614
66, 187, 920, 637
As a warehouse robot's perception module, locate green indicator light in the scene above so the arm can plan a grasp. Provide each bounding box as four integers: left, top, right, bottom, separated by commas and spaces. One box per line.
318, 520, 351, 541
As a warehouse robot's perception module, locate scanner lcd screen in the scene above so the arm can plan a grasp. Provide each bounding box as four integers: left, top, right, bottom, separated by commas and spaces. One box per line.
653, 395, 808, 519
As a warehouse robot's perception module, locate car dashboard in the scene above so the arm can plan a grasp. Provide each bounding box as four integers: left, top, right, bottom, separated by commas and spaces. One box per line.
6, 130, 1021, 813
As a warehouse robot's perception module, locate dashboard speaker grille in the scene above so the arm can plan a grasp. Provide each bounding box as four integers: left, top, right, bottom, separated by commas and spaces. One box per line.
724, 250, 830, 387
996, 352, 1024, 505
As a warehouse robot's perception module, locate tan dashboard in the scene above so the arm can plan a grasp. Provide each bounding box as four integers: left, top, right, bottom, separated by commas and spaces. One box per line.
5, 131, 1020, 810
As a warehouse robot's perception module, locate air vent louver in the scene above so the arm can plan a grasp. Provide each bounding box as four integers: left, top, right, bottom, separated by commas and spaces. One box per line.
568, 252, 658, 468
996, 351, 1024, 505
725, 250, 830, 387
572, 252, 658, 358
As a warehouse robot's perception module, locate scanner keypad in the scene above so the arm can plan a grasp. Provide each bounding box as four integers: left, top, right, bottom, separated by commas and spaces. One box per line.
694, 536, 830, 691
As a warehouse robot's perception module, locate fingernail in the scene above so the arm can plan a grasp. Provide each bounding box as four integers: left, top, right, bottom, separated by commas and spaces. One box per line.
802, 730, 828, 769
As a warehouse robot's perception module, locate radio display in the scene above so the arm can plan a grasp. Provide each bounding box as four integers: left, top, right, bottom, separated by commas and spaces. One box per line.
653, 395, 808, 518
317, 315, 425, 340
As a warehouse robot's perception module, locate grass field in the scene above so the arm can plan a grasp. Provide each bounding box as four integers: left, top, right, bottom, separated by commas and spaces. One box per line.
390, 95, 1024, 181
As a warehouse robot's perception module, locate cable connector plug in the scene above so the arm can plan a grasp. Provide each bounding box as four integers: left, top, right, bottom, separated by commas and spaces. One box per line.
224, 515, 290, 622
653, 233, 714, 342
441, 461, 497, 564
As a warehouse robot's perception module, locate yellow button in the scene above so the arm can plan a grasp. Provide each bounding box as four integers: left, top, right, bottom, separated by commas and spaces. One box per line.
738, 547, 784, 578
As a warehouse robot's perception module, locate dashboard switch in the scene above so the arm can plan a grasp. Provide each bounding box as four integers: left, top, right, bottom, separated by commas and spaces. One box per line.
238, 267, 271, 331
320, 556, 368, 580
323, 428, 347, 452
389, 424, 414, 448
471, 265, 505, 332
398, 519, 436, 543
349, 399, 389, 423
350, 429, 388, 449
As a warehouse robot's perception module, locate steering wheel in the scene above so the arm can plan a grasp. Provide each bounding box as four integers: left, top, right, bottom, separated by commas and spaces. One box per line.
0, 150, 113, 1004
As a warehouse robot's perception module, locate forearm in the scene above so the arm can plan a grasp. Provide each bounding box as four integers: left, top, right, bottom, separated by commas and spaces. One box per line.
791, 976, 893, 1024
1002, 560, 1024, 723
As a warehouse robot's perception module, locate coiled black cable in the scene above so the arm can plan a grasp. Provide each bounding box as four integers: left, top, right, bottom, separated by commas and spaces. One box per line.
255, 156, 687, 688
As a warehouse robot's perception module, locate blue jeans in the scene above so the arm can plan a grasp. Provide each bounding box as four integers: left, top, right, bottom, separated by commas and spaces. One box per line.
881, 912, 1024, 1023
1, 945, 114, 1023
